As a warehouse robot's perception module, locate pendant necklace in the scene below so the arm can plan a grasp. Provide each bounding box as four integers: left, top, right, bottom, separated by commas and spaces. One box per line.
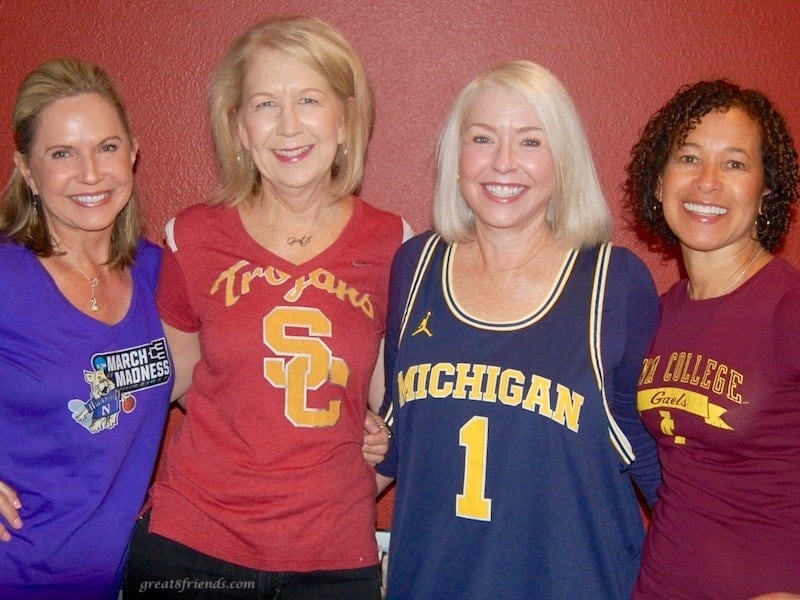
287, 234, 313, 247
62, 255, 101, 312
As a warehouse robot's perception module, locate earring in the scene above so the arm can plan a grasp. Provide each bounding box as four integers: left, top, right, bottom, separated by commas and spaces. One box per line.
32, 193, 41, 210
755, 213, 770, 240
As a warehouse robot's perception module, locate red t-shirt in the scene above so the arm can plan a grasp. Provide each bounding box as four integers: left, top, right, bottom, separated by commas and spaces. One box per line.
150, 199, 404, 571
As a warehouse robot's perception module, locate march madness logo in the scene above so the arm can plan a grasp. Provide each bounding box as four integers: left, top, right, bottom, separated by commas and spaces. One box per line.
68, 338, 171, 434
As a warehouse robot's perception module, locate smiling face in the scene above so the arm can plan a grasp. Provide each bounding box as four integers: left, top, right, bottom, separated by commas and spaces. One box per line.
237, 48, 346, 202
658, 107, 769, 254
458, 85, 555, 236
14, 93, 137, 243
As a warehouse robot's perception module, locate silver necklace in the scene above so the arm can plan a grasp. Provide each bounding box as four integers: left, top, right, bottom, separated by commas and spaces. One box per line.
688, 247, 765, 299
62, 255, 100, 312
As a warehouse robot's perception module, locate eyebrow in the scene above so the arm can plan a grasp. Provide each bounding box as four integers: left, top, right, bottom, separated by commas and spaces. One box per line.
678, 141, 752, 157
466, 122, 545, 134
247, 87, 329, 99
41, 135, 124, 154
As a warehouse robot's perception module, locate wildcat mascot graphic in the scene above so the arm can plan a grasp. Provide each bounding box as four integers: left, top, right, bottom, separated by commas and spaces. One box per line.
68, 368, 136, 433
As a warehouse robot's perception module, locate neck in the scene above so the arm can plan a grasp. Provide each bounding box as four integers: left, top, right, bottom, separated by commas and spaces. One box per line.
684, 243, 768, 300
471, 224, 557, 273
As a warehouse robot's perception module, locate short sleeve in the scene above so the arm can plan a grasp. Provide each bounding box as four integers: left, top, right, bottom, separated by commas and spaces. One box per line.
156, 219, 200, 332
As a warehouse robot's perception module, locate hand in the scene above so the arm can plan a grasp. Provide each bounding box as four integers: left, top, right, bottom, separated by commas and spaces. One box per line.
0, 480, 23, 542
363, 411, 391, 467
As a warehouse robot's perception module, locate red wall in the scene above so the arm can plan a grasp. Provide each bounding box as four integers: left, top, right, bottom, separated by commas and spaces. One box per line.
3, 0, 799, 527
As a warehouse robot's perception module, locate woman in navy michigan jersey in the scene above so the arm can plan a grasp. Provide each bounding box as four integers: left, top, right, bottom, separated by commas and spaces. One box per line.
377, 61, 661, 599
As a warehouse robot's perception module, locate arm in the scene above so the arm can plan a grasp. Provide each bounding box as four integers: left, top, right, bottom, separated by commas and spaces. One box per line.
0, 480, 22, 542
609, 249, 662, 506
163, 321, 200, 404
376, 473, 395, 496
374, 234, 429, 482
367, 340, 386, 413
158, 218, 201, 405
363, 409, 390, 467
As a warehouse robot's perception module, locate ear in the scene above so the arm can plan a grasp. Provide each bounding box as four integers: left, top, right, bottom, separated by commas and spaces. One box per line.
654, 176, 663, 202
129, 137, 140, 169
338, 97, 353, 146
237, 111, 251, 152
130, 137, 139, 162
13, 151, 37, 194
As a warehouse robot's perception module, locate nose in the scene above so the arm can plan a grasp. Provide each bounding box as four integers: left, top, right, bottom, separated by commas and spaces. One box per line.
278, 105, 300, 136
491, 141, 515, 173
80, 153, 101, 184
694, 161, 720, 192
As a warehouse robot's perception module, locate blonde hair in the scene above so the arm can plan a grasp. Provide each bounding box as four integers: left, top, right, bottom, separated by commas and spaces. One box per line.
210, 15, 374, 206
0, 57, 141, 267
434, 60, 612, 247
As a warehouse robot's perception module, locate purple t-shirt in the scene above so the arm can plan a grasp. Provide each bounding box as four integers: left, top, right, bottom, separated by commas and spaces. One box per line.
634, 257, 800, 599
0, 240, 172, 599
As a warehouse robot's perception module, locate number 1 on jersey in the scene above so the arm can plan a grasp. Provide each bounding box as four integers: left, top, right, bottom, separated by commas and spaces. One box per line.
456, 416, 492, 521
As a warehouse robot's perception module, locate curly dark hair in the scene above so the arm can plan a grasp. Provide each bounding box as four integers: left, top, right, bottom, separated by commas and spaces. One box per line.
625, 80, 798, 252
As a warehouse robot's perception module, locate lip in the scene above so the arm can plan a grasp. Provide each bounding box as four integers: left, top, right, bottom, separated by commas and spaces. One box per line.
273, 145, 313, 163
483, 183, 526, 202
69, 192, 112, 207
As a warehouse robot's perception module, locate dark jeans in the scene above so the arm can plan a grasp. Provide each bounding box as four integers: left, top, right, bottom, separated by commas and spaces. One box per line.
124, 511, 381, 600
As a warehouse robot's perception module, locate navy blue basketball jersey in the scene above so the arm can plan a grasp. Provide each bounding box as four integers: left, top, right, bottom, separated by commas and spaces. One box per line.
379, 233, 660, 599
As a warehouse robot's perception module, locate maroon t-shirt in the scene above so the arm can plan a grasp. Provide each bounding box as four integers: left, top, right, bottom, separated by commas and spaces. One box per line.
634, 257, 800, 599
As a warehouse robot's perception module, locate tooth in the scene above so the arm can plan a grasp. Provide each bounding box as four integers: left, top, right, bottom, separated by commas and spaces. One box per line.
276, 146, 310, 158
486, 185, 524, 198
685, 202, 726, 216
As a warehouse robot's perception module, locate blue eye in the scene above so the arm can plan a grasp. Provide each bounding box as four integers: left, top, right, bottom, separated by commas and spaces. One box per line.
521, 138, 541, 148
472, 136, 491, 144
299, 97, 319, 105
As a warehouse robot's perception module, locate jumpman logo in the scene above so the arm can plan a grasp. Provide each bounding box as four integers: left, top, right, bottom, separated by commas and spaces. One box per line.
412, 311, 433, 337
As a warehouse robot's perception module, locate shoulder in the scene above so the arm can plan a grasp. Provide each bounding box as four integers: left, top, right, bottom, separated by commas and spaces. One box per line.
0, 239, 30, 264
577, 243, 656, 289
133, 239, 164, 291
765, 257, 800, 316
599, 244, 659, 317
136, 238, 163, 260
600, 244, 658, 300
606, 244, 655, 283
765, 258, 800, 370
341, 197, 408, 262
166, 203, 231, 252
173, 203, 227, 229
393, 231, 440, 268
353, 197, 407, 239
0, 241, 36, 283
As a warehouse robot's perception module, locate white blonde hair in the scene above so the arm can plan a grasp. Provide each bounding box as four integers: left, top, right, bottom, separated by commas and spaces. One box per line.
434, 60, 612, 247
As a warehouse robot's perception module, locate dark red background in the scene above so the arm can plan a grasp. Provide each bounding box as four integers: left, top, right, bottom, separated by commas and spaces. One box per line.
3, 0, 799, 527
